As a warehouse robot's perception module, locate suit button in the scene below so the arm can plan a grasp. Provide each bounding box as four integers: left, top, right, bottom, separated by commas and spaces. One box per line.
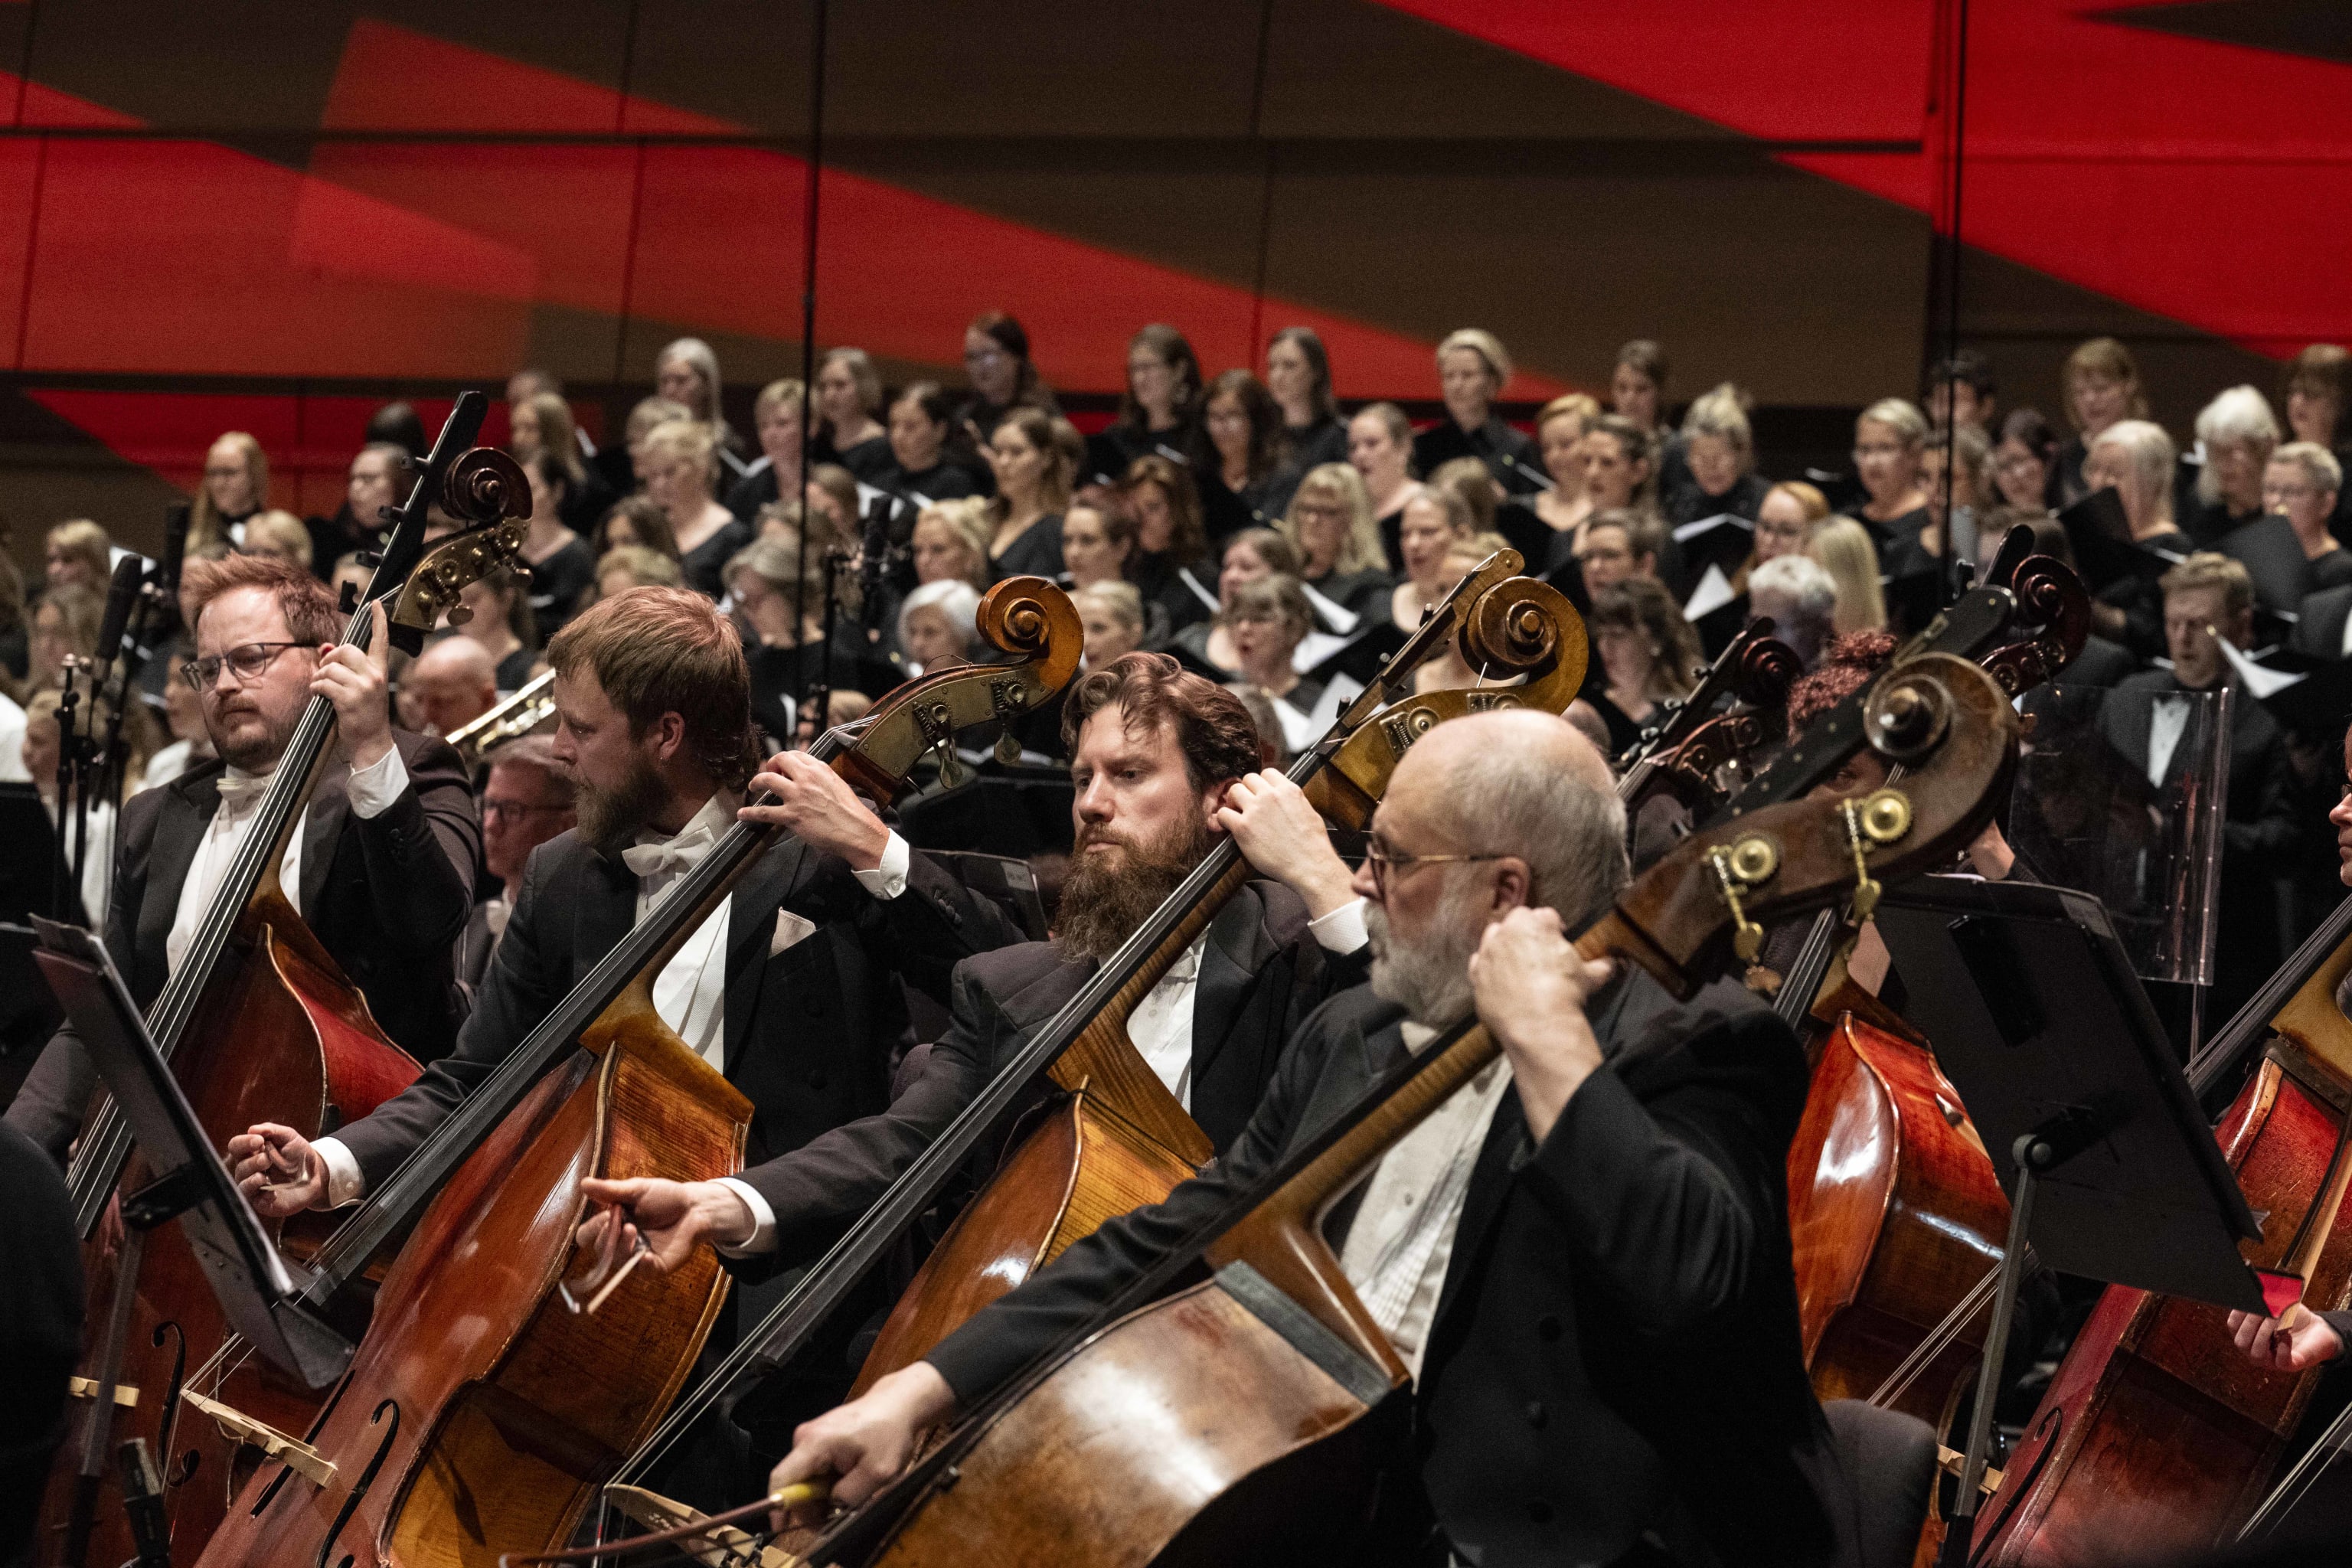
1525, 1401, 1546, 1429
807, 1071, 828, 1090
1536, 1315, 1563, 1343
1526, 1501, 1553, 1524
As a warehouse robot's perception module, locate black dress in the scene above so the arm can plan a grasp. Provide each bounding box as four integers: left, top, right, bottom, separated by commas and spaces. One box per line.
1089, 419, 1204, 485
1259, 417, 1350, 519
1666, 470, 1771, 528
889, 462, 982, 507
679, 518, 756, 599
524, 536, 596, 635
2185, 498, 2263, 550
725, 463, 784, 526
2220, 514, 2352, 615
1375, 501, 1411, 575
1197, 469, 1267, 545
1302, 567, 1393, 632
1412, 415, 1540, 495
1129, 552, 1220, 639
817, 433, 896, 485
1585, 690, 1648, 760
989, 514, 1066, 583
494, 645, 537, 693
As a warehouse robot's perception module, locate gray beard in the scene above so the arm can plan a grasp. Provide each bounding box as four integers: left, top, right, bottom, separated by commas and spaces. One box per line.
1366, 899, 1478, 1027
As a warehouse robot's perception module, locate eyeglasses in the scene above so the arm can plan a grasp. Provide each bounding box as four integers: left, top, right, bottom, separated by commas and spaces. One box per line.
963, 347, 1006, 364
182, 641, 308, 690
482, 798, 571, 823
1364, 842, 1507, 898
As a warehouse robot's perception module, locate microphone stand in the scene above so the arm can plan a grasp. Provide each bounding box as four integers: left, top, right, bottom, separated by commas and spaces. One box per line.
53, 658, 84, 918
804, 547, 844, 750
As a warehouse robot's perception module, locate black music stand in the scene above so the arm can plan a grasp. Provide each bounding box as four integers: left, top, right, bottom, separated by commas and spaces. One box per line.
28, 917, 352, 1390
1869, 877, 2269, 1568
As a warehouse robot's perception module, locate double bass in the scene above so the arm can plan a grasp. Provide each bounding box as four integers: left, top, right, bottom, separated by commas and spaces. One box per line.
41, 398, 529, 1568
193, 577, 1083, 1568
599, 550, 1573, 1500
795, 646, 2024, 1568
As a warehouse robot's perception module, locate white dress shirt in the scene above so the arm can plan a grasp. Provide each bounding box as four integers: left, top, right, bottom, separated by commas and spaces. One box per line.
167, 746, 410, 978
1338, 1021, 1515, 1378
717, 894, 1371, 1257
2146, 694, 2192, 789
317, 795, 913, 1214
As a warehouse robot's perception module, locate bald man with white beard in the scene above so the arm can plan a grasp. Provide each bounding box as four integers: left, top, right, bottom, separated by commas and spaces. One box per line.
766, 712, 1852, 1568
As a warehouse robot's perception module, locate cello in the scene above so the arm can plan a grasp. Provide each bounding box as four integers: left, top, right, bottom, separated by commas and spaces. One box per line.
596, 550, 1566, 1502
792, 646, 2023, 1568
839, 573, 1588, 1395
41, 399, 529, 1568
1963, 889, 2352, 1563
192, 577, 1083, 1568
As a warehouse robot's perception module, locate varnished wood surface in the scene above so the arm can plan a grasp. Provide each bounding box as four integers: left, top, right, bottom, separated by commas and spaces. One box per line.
39, 916, 419, 1568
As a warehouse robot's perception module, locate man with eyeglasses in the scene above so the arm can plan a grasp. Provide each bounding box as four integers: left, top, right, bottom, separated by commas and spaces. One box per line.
8, 554, 482, 1161
762, 707, 1847, 1567
455, 733, 578, 990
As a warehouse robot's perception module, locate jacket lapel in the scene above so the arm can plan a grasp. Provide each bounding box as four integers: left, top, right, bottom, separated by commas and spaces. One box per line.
1188, 885, 1277, 1086
1318, 1010, 1410, 1253
141, 767, 222, 994
720, 838, 825, 1076
573, 844, 642, 992
297, 755, 352, 916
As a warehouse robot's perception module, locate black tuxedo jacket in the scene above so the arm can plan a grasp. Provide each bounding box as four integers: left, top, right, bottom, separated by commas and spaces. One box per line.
328, 828, 1021, 1192
2293, 583, 2352, 660
732, 880, 1370, 1273
924, 974, 1849, 1568
7, 730, 478, 1161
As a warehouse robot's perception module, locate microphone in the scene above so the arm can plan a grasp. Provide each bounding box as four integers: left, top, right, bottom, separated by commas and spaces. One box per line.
157, 501, 191, 595
94, 554, 144, 680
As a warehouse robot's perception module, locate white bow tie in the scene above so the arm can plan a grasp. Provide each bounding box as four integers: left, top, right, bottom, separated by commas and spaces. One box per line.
622, 821, 719, 882
214, 769, 273, 812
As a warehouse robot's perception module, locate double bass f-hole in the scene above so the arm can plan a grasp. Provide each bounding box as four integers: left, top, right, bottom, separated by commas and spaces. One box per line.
316, 1400, 400, 1568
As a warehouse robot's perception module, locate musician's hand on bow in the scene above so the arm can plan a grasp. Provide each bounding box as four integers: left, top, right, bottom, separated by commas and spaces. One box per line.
2229, 1303, 2344, 1372
576, 1176, 754, 1272
769, 1362, 959, 1525
1469, 907, 1613, 1143
1217, 771, 1355, 920
740, 749, 890, 872
315, 600, 395, 773
229, 1123, 329, 1217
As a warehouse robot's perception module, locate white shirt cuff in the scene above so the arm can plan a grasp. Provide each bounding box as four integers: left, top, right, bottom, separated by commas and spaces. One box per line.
713, 1176, 779, 1256
346, 745, 409, 819
312, 1135, 366, 1208
851, 831, 911, 901
1308, 897, 1370, 955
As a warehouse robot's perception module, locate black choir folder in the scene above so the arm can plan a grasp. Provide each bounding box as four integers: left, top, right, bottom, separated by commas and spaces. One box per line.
1870, 878, 2265, 1313
31, 916, 351, 1387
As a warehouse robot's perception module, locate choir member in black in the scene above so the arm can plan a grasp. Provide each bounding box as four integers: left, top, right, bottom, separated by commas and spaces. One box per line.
1848, 399, 1939, 579
1262, 325, 1348, 517
598, 494, 681, 569
805, 464, 862, 551
729, 534, 898, 740
188, 431, 268, 559
403, 638, 498, 742
1122, 453, 1220, 636
2228, 440, 2352, 616
2187, 384, 2282, 547
1566, 415, 1674, 587
1058, 495, 1136, 595
2292, 452, 2352, 658
1169, 527, 1300, 679
304, 441, 402, 581
1922, 348, 1998, 438
1729, 480, 1829, 602
1668, 383, 1771, 534
1612, 338, 1692, 501
2050, 336, 2148, 510
883, 381, 983, 510
2284, 344, 2352, 547
1567, 579, 1702, 760
897, 580, 979, 675
456, 734, 578, 991
765, 707, 1850, 1568
813, 348, 895, 485
1994, 407, 2061, 516
2084, 419, 2197, 660
1279, 462, 1393, 631
655, 336, 749, 484
725, 378, 807, 525
520, 452, 596, 635
1412, 328, 1539, 497
982, 407, 1073, 583
1073, 580, 1147, 674
642, 419, 756, 599
909, 498, 991, 594
1098, 322, 1207, 478
1526, 393, 1600, 557
1746, 554, 1839, 670
452, 568, 539, 691
953, 309, 1058, 449
1390, 482, 1472, 635
1349, 401, 1421, 571
1224, 573, 1334, 756
1200, 369, 1284, 540
509, 387, 613, 537
2102, 553, 2298, 1029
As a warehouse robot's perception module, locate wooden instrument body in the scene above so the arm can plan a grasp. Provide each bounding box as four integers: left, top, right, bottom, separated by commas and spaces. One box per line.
44, 892, 419, 1568
1788, 1001, 2008, 1426
194, 990, 750, 1568
1971, 1053, 2352, 1564
865, 1275, 1403, 1568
